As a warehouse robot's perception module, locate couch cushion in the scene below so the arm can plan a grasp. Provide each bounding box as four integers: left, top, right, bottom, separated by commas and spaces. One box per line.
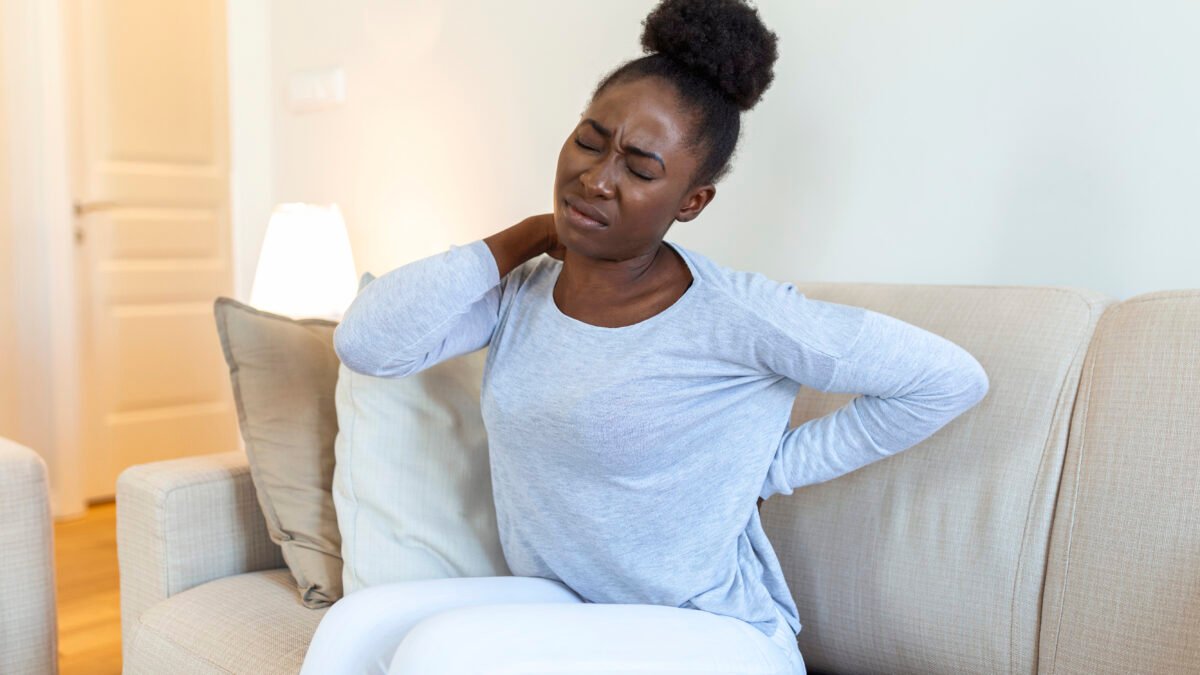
334, 272, 510, 595
761, 283, 1112, 674
213, 298, 343, 608
124, 568, 326, 675
1040, 290, 1200, 673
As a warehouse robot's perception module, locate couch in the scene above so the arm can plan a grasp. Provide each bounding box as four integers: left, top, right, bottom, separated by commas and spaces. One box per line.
116, 283, 1200, 674
0, 438, 59, 675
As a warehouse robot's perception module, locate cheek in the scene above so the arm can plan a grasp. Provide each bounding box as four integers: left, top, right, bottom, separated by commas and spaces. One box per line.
555, 148, 582, 186
624, 190, 672, 224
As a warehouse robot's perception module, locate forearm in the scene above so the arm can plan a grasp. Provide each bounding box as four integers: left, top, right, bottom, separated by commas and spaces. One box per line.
760, 308, 989, 498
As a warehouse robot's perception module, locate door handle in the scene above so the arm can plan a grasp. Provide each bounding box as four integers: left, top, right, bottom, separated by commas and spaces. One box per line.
73, 200, 119, 216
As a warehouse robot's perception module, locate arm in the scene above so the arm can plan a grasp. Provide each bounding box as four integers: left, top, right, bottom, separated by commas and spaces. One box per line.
333, 217, 549, 378
759, 303, 990, 499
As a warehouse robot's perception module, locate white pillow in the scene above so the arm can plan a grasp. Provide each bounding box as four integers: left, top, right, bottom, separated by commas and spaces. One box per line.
332, 274, 511, 594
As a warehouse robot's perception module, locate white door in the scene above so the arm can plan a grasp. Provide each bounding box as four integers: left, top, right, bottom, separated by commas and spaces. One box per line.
66, 0, 239, 500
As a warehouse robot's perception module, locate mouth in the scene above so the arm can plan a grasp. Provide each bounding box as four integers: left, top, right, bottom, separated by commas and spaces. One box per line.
563, 196, 609, 229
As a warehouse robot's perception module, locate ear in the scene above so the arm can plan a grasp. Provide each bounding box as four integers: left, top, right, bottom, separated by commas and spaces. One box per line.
675, 184, 716, 223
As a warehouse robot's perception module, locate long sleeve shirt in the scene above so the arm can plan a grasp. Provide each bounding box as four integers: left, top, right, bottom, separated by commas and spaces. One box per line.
332, 237, 990, 639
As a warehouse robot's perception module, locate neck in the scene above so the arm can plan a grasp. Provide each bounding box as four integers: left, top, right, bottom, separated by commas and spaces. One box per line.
557, 242, 668, 302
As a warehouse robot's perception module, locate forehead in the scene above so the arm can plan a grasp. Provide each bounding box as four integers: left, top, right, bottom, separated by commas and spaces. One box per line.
583, 77, 691, 152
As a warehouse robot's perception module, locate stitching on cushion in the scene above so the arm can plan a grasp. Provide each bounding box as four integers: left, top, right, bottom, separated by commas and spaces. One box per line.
342, 366, 360, 593
1047, 316, 1101, 674
1007, 307, 1095, 674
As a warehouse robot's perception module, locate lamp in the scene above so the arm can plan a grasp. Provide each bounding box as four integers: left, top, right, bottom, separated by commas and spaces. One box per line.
250, 202, 358, 320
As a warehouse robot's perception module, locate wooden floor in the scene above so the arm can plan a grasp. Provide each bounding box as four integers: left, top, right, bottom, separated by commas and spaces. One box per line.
54, 500, 122, 675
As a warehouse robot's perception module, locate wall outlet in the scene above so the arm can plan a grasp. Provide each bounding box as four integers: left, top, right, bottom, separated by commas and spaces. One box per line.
287, 67, 346, 112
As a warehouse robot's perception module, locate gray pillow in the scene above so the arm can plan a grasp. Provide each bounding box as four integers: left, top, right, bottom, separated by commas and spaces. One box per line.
213, 297, 343, 608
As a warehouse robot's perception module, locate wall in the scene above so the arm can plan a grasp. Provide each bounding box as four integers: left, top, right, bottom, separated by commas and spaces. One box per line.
246, 0, 1199, 301
1, 0, 83, 517
0, 0, 17, 441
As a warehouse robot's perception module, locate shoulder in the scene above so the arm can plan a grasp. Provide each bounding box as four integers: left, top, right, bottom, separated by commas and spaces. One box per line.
674, 241, 867, 360
501, 252, 555, 294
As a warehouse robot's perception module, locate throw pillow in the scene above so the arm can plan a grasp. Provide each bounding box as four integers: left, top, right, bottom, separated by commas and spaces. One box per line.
213, 297, 343, 608
333, 273, 510, 595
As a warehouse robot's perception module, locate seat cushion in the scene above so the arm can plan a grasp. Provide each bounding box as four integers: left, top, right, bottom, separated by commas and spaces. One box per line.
124, 568, 327, 675
762, 283, 1112, 674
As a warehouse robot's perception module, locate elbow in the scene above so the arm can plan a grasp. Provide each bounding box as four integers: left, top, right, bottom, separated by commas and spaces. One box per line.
333, 321, 382, 376
958, 353, 990, 409
332, 322, 367, 373
926, 350, 990, 414
332, 321, 417, 378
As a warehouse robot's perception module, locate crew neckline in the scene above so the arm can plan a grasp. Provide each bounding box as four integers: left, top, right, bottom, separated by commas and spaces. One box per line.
547, 239, 701, 333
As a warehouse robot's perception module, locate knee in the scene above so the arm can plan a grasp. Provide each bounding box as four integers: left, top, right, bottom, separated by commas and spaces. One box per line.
303, 589, 401, 670
386, 607, 494, 674
314, 588, 385, 634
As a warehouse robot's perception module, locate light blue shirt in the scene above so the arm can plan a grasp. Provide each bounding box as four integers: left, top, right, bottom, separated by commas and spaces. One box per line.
333, 238, 989, 638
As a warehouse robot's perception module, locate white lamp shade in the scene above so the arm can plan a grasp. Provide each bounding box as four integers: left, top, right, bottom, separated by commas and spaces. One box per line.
250, 203, 358, 320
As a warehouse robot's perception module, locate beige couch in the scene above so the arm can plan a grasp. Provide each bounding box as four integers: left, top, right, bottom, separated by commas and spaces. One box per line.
0, 438, 59, 675
116, 283, 1200, 674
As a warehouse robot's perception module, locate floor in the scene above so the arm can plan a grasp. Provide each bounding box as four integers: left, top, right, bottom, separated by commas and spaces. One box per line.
54, 500, 122, 675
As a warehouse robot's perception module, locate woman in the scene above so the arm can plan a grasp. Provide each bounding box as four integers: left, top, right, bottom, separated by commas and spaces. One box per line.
303, 1, 990, 673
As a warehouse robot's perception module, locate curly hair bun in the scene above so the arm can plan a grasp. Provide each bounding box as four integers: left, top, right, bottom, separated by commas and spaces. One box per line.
640, 0, 779, 111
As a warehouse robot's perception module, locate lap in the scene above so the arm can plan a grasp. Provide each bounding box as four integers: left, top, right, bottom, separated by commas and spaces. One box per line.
299, 574, 804, 675
388, 602, 803, 675
300, 575, 585, 675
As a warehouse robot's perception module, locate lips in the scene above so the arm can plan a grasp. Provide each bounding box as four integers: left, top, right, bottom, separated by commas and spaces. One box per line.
564, 195, 609, 227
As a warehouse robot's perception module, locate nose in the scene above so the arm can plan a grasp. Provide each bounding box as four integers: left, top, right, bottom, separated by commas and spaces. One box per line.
580, 154, 616, 200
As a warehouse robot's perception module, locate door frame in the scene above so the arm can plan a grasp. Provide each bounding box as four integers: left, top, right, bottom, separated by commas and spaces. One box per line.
1, 0, 85, 519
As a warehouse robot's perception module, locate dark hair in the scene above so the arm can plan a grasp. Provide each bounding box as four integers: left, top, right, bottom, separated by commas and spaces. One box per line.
591, 0, 779, 189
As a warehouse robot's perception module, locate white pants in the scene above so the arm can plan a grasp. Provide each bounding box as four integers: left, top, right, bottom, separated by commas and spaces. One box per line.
299, 575, 806, 674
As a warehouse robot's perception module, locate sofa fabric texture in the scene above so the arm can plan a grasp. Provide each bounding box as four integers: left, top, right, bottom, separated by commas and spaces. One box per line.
125, 568, 324, 675
117, 451, 287, 669
1039, 290, 1200, 674
762, 284, 1113, 674
333, 272, 510, 595
0, 438, 58, 675
213, 297, 344, 608
115, 284, 1200, 675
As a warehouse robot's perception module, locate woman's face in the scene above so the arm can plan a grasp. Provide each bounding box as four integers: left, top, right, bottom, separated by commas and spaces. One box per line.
553, 76, 715, 258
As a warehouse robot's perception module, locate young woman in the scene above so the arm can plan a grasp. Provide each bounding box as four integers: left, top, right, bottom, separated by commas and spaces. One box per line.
302, 1, 989, 673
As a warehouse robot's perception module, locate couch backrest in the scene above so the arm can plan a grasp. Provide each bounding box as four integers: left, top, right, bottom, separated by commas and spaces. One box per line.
762, 283, 1113, 674
1039, 290, 1200, 674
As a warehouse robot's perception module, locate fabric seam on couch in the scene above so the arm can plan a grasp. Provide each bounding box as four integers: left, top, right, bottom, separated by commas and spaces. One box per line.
1040, 293, 1196, 673
1044, 304, 1104, 675
338, 364, 361, 591
1009, 293, 1104, 675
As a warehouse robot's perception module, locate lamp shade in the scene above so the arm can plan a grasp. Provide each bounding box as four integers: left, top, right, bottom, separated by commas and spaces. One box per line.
250, 203, 358, 320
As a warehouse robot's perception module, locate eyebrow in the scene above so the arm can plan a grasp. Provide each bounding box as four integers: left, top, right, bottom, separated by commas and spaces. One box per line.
582, 118, 666, 173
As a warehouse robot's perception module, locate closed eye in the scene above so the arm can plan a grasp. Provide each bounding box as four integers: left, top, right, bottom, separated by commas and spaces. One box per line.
574, 138, 654, 181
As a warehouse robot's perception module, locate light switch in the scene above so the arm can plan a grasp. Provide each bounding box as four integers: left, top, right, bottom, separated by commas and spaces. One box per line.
288, 67, 346, 112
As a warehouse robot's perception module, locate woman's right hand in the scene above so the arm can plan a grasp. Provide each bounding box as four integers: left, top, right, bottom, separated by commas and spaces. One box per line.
525, 213, 566, 261
485, 214, 564, 278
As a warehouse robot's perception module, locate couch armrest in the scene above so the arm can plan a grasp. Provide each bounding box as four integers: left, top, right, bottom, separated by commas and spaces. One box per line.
0, 438, 58, 675
116, 450, 285, 663
0, 437, 57, 672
